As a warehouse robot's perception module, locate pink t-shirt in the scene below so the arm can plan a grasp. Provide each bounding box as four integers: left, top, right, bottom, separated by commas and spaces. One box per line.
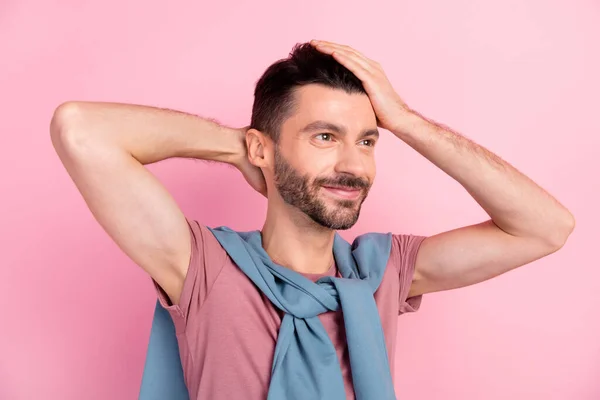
154, 219, 427, 400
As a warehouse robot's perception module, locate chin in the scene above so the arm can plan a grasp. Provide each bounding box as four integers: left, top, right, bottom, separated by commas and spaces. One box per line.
322, 209, 361, 230
324, 219, 359, 231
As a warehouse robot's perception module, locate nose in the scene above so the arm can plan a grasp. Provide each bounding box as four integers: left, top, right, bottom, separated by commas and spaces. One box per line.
333, 145, 369, 178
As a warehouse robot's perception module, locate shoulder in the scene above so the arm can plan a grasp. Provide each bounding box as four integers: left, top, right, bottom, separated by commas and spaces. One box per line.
389, 233, 427, 273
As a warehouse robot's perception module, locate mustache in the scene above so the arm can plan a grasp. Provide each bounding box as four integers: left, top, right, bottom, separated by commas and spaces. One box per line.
314, 174, 370, 190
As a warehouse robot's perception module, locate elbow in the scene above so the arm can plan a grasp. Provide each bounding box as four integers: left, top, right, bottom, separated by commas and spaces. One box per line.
50, 101, 91, 153
50, 101, 83, 140
545, 212, 576, 251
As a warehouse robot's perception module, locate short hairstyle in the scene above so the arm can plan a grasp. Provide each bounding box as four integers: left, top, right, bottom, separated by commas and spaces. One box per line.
250, 42, 366, 142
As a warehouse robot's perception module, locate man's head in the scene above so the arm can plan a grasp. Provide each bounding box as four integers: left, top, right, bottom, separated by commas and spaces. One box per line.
247, 43, 379, 230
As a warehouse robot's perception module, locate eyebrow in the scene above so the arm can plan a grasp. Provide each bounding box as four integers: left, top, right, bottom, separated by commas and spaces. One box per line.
299, 120, 380, 139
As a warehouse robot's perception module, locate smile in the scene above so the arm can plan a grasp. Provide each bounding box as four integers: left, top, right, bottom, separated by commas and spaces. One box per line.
321, 185, 362, 200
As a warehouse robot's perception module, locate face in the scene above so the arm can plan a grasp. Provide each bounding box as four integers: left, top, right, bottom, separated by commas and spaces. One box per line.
272, 84, 379, 230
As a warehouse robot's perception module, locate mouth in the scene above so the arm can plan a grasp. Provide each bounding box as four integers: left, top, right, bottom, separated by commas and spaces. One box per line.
321, 185, 362, 200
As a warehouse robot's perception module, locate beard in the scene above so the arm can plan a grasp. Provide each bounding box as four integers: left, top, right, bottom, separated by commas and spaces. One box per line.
273, 149, 371, 230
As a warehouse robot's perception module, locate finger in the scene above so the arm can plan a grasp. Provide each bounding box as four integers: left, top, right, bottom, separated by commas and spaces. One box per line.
329, 50, 373, 82
313, 43, 374, 74
313, 40, 362, 56
312, 40, 378, 70
312, 42, 369, 72
313, 41, 368, 62
314, 44, 379, 75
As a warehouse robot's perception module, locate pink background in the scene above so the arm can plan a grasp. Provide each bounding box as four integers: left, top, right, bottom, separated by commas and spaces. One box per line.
1, 1, 598, 399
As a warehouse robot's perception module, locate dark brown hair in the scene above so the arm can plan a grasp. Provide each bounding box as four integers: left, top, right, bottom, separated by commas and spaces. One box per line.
250, 42, 366, 142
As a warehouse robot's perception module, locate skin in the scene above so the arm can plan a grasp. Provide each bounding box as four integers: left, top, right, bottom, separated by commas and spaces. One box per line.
246, 84, 380, 274
309, 40, 575, 297
50, 40, 575, 307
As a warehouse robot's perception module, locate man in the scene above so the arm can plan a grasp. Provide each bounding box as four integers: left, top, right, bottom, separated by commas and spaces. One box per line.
50, 41, 574, 399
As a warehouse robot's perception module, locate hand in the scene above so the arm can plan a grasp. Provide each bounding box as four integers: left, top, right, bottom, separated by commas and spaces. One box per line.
310, 40, 413, 133
232, 126, 268, 197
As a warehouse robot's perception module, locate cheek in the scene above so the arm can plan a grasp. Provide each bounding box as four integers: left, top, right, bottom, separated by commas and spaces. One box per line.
296, 147, 336, 174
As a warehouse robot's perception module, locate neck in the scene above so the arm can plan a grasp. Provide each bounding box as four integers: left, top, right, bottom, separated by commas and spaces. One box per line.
261, 197, 335, 275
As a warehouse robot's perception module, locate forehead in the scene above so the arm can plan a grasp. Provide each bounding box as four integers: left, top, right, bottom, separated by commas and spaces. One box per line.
281, 84, 377, 135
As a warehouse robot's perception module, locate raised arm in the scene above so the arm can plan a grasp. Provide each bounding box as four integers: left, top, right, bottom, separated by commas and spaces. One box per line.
311, 40, 575, 297
397, 112, 575, 297
50, 102, 264, 304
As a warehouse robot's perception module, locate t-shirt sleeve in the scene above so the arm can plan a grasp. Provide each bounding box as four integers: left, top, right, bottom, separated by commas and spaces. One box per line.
152, 218, 228, 331
390, 233, 428, 315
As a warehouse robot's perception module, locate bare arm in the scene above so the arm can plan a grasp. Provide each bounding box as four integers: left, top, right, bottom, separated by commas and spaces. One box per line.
395, 112, 575, 297
50, 102, 264, 304
311, 40, 575, 297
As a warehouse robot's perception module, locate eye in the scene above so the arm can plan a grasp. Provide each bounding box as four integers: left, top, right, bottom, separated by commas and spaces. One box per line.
360, 139, 376, 147
316, 133, 333, 141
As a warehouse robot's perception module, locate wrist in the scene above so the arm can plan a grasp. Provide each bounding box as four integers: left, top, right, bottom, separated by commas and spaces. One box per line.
389, 108, 428, 139
184, 120, 246, 165
221, 126, 247, 167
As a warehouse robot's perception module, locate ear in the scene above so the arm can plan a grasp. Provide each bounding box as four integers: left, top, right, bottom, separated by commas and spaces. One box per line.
246, 128, 273, 169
